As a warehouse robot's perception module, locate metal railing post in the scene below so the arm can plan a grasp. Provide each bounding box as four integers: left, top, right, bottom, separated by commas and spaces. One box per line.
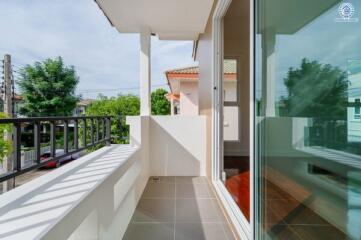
13, 123, 21, 172
50, 121, 56, 158
64, 120, 68, 154
82, 119, 87, 147
102, 119, 105, 140
96, 118, 99, 142
106, 117, 111, 146
90, 118, 94, 145
34, 121, 41, 164
74, 119, 78, 150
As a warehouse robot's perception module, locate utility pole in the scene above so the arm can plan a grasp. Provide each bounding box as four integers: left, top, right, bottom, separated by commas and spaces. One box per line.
2, 54, 14, 192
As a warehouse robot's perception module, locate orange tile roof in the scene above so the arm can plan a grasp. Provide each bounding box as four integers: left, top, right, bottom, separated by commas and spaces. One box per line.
165, 59, 236, 75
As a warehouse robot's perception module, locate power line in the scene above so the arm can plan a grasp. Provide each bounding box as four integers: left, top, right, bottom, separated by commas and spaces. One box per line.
77, 83, 169, 93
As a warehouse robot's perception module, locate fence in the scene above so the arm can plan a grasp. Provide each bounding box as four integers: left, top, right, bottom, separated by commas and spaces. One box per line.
0, 116, 113, 182
21, 146, 51, 168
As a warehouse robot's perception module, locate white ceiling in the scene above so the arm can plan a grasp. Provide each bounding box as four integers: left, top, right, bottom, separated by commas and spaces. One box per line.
258, 0, 340, 34
96, 0, 214, 40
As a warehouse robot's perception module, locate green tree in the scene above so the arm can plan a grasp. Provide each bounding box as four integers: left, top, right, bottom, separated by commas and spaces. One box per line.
151, 88, 170, 115
86, 94, 140, 143
282, 58, 348, 119
0, 113, 12, 163
18, 57, 79, 117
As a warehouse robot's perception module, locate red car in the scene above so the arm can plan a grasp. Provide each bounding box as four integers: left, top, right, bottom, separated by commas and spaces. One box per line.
40, 149, 81, 168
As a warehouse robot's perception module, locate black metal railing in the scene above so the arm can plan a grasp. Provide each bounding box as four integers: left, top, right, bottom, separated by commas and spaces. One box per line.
0, 116, 113, 183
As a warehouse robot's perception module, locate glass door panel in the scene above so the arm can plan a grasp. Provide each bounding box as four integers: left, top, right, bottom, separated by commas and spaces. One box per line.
255, 0, 361, 239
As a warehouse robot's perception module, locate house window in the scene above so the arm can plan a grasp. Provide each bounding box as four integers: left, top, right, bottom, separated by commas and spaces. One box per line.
223, 58, 239, 141
223, 59, 238, 104
355, 99, 360, 118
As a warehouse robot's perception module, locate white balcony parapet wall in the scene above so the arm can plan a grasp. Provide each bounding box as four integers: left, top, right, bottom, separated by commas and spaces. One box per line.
0, 115, 205, 240
0, 144, 149, 240
127, 115, 207, 176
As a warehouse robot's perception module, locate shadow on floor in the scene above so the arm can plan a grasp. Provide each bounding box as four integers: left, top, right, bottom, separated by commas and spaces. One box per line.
123, 176, 235, 240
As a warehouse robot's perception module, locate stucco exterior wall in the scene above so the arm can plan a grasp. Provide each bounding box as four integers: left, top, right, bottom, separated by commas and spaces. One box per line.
180, 81, 199, 115
196, 1, 216, 178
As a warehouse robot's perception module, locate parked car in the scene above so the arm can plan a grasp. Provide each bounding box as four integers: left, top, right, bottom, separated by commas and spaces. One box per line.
40, 149, 81, 168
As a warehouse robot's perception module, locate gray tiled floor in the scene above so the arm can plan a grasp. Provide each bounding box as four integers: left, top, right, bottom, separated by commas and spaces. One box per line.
124, 176, 235, 240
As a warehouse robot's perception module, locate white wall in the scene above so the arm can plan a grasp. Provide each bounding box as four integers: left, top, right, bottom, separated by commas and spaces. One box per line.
128, 116, 206, 176
347, 72, 361, 142
180, 81, 199, 115
224, 81, 237, 102
48, 144, 149, 240
0, 143, 149, 240
148, 115, 207, 176
38, 117, 150, 240
196, 1, 217, 177
224, 106, 239, 141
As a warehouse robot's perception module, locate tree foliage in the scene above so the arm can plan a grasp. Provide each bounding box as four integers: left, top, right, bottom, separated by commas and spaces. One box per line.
18, 57, 79, 117
282, 58, 348, 119
151, 88, 170, 115
85, 94, 140, 143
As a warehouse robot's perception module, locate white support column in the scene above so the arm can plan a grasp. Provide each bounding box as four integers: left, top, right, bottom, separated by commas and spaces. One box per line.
261, 28, 276, 117
140, 27, 151, 116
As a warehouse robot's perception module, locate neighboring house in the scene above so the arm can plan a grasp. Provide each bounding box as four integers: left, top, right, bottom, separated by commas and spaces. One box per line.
165, 60, 237, 116
165, 66, 199, 115
73, 99, 95, 116
165, 61, 240, 141
0, 93, 92, 117
348, 60, 361, 142
0, 1, 359, 240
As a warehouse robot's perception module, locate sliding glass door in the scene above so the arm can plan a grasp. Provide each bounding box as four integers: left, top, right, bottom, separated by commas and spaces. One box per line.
255, 0, 361, 239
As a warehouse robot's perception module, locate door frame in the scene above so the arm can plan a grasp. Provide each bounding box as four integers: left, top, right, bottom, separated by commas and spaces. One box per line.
211, 0, 255, 239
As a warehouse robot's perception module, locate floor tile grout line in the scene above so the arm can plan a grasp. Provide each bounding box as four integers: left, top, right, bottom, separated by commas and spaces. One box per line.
206, 188, 232, 239
131, 221, 227, 224
287, 223, 336, 226
140, 197, 216, 200
140, 197, 177, 199
128, 177, 229, 239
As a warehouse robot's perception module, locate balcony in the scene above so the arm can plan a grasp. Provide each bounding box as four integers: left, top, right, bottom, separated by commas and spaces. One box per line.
0, 115, 235, 239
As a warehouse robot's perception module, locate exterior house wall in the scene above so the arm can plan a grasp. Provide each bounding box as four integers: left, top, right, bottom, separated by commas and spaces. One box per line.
180, 81, 199, 115
224, 81, 237, 102
347, 72, 361, 142
196, 2, 216, 178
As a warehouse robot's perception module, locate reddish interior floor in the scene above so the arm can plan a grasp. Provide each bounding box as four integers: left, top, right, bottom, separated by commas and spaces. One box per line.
223, 157, 347, 239
225, 171, 250, 220
224, 156, 250, 221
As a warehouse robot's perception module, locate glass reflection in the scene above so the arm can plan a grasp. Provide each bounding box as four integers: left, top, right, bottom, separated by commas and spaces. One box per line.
255, 0, 361, 239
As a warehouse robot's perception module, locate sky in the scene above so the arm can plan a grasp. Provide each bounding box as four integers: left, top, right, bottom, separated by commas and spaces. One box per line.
0, 0, 196, 99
